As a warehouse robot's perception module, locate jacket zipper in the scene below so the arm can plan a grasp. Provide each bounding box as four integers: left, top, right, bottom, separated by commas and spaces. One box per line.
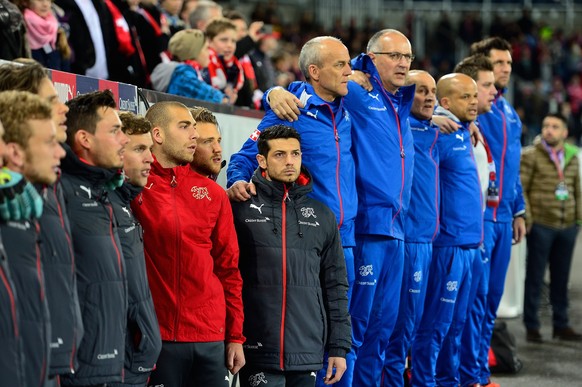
0, 264, 18, 338
53, 184, 78, 373
279, 187, 289, 370
493, 107, 507, 222
106, 204, 124, 275
169, 173, 182, 341
324, 104, 344, 230
429, 128, 440, 241
35, 221, 47, 386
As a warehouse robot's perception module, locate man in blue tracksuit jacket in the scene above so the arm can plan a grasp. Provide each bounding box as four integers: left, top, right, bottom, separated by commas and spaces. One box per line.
342, 29, 415, 387
383, 70, 439, 387
411, 74, 483, 387
469, 37, 526, 387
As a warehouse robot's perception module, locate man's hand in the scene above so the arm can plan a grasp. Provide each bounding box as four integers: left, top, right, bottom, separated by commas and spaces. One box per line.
323, 357, 347, 385
227, 181, 256, 202
225, 342, 245, 375
248, 21, 264, 42
349, 70, 372, 91
433, 115, 461, 134
268, 88, 303, 122
513, 216, 526, 244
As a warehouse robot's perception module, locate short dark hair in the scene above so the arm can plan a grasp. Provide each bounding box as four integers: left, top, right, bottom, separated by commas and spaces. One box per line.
119, 111, 152, 135
470, 37, 512, 57
65, 90, 117, 147
190, 106, 218, 126
454, 54, 494, 81
0, 62, 48, 94
257, 125, 301, 157
545, 112, 568, 128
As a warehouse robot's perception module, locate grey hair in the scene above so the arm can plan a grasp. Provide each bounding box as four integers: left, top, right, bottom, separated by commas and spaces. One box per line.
366, 29, 406, 53
188, 0, 223, 29
298, 36, 343, 81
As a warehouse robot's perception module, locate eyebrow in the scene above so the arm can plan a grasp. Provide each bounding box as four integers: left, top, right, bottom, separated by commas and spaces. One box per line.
178, 120, 192, 125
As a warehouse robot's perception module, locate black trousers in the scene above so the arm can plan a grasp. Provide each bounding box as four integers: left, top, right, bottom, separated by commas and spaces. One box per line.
147, 341, 229, 387
238, 366, 316, 387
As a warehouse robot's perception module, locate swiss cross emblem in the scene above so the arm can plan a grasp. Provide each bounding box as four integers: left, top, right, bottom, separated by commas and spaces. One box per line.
249, 129, 261, 141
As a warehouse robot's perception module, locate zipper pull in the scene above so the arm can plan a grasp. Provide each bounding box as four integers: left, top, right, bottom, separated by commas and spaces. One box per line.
170, 175, 177, 187
400, 147, 405, 158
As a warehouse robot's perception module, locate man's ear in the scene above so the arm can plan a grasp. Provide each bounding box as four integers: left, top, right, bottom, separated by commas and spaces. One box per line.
440, 97, 450, 110
4, 142, 25, 170
75, 129, 92, 151
308, 64, 320, 82
151, 127, 164, 145
256, 153, 267, 170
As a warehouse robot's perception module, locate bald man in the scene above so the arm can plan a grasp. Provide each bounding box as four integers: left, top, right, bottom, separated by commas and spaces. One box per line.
383, 70, 440, 386
411, 74, 484, 387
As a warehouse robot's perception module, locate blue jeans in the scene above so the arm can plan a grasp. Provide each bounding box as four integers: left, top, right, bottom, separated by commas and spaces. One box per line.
523, 223, 579, 331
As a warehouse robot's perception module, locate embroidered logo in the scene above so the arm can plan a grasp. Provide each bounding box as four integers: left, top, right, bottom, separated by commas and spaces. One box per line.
368, 92, 380, 101
300, 207, 317, 218
144, 182, 154, 190
413, 270, 422, 283
446, 280, 458, 292
249, 372, 268, 386
455, 133, 464, 141
306, 110, 319, 120
191, 186, 211, 201
359, 264, 373, 277
121, 206, 131, 217
250, 203, 265, 214
80, 185, 91, 199
310, 372, 317, 377
250, 129, 261, 141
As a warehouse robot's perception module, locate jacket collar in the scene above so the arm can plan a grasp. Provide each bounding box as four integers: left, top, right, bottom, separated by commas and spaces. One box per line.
61, 143, 120, 187
287, 81, 343, 111
116, 181, 143, 203
251, 166, 313, 200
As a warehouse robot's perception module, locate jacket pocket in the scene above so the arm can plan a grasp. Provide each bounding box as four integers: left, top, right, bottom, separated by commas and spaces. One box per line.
77, 281, 126, 368
127, 299, 162, 373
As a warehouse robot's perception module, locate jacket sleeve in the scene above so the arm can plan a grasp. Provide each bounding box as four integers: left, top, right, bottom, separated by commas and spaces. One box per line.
575, 156, 582, 224
211, 191, 245, 343
167, 65, 225, 104
520, 148, 535, 227
319, 210, 351, 358
512, 169, 526, 217
226, 110, 289, 187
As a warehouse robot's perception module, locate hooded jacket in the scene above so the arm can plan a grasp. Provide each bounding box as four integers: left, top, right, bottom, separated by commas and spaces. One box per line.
0, 233, 25, 386
131, 161, 245, 344
521, 140, 582, 229
1, 215, 50, 387
35, 182, 84, 377
110, 183, 162, 384
406, 115, 440, 242
59, 144, 127, 386
231, 167, 351, 371
433, 106, 483, 248
346, 53, 415, 239
227, 81, 357, 247
476, 90, 526, 222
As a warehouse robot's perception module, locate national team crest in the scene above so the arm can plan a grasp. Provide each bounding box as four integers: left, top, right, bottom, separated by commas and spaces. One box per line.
250, 129, 261, 141
191, 186, 212, 200
300, 207, 317, 218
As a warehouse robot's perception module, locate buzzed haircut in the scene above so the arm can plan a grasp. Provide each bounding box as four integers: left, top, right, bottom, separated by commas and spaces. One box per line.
545, 112, 568, 128
145, 101, 190, 129
0, 90, 52, 148
454, 54, 494, 81
0, 61, 48, 94
119, 112, 152, 135
205, 18, 236, 40
257, 125, 301, 157
470, 37, 512, 57
190, 106, 218, 126
405, 70, 430, 86
367, 28, 405, 53
298, 36, 343, 81
65, 90, 117, 147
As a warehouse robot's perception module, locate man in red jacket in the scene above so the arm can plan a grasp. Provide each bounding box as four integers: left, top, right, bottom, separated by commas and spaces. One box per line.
132, 101, 245, 387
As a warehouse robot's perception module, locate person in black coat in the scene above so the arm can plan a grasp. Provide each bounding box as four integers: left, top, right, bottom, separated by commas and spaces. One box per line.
231, 125, 351, 387
108, 111, 162, 387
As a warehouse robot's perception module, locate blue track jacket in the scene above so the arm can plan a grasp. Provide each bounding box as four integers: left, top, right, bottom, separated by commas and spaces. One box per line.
406, 115, 440, 242
433, 107, 483, 248
226, 82, 357, 246
476, 90, 525, 222
346, 53, 415, 239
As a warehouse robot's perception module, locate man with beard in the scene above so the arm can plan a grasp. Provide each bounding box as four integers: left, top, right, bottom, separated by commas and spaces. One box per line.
189, 107, 224, 180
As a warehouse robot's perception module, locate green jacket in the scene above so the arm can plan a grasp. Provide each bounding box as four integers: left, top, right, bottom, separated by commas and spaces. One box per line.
521, 141, 582, 229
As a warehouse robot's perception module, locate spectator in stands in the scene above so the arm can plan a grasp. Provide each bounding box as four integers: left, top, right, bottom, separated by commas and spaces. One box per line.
17, 0, 71, 70
249, 34, 278, 93
59, 90, 129, 386
205, 17, 243, 104
522, 112, 582, 343
150, 28, 229, 104
159, 0, 185, 35
179, 0, 197, 27
0, 90, 66, 387
108, 112, 162, 387
0, 0, 28, 60
133, 101, 245, 386
188, 0, 221, 31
